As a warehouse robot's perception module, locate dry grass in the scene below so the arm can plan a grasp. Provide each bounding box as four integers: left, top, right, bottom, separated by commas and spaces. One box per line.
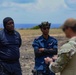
17, 28, 65, 37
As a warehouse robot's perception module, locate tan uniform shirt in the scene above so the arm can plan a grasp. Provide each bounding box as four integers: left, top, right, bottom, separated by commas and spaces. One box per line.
49, 37, 76, 73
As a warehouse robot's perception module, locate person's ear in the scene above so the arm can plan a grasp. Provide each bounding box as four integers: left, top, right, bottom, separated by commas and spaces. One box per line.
68, 27, 71, 31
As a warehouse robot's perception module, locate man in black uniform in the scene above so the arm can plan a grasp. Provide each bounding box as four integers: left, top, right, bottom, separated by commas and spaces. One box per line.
0, 17, 22, 75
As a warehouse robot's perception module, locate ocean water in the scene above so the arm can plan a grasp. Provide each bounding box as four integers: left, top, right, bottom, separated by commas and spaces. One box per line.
0, 24, 61, 29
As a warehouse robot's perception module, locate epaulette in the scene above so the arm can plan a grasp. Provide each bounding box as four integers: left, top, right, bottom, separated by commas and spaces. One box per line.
60, 41, 69, 46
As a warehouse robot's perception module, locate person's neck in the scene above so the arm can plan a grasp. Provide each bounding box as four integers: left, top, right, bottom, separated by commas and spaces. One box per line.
43, 34, 49, 39
8, 31, 14, 35
70, 33, 76, 38
4, 29, 14, 35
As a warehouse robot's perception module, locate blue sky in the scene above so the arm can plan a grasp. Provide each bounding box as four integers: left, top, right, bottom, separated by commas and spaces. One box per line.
0, 0, 76, 24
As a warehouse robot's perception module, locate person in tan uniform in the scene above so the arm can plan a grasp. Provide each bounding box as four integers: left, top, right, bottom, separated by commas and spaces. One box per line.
44, 18, 76, 75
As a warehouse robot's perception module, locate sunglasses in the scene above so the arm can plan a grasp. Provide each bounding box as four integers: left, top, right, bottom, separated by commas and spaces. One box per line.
42, 27, 50, 30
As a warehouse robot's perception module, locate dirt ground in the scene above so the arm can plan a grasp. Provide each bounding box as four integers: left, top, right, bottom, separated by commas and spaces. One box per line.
18, 29, 68, 75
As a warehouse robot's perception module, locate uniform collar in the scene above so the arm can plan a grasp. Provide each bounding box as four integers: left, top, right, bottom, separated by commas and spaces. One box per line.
69, 36, 76, 41
41, 35, 50, 41
4, 29, 15, 35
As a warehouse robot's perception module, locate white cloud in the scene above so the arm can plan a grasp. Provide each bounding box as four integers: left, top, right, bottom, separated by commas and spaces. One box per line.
0, 0, 66, 23
0, 0, 76, 24
64, 0, 76, 10
0, 0, 65, 12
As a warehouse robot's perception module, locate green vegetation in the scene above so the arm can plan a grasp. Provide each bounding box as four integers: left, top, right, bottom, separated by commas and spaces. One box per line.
31, 25, 39, 29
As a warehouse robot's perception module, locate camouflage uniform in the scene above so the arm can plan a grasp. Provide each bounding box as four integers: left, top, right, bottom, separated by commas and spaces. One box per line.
49, 37, 76, 74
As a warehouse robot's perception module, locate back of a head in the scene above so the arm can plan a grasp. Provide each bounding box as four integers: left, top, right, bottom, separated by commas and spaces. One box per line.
62, 18, 76, 32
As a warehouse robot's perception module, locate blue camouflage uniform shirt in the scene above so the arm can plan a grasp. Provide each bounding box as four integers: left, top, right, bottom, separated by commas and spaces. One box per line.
32, 35, 58, 72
